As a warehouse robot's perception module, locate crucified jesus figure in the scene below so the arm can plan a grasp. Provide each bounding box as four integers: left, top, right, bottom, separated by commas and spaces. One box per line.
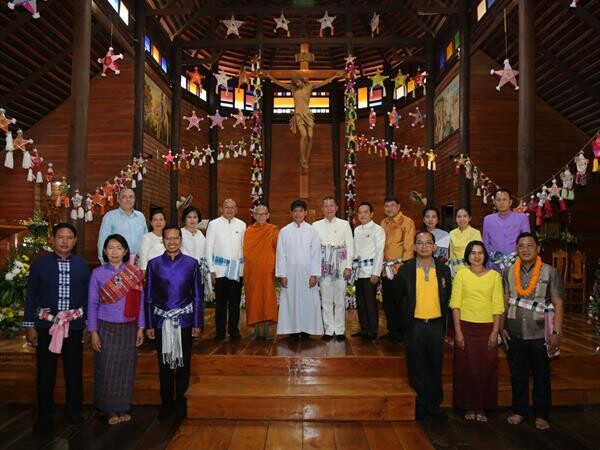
264, 71, 342, 169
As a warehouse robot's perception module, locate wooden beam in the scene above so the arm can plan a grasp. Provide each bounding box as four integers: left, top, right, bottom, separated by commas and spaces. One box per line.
0, 0, 54, 42
181, 36, 425, 49
397, 4, 436, 36
91, 0, 134, 55
147, 7, 192, 16
557, 0, 600, 35
471, 0, 517, 55
169, 37, 182, 223
458, 0, 471, 209
133, 0, 146, 211
416, 6, 459, 15
194, 4, 448, 15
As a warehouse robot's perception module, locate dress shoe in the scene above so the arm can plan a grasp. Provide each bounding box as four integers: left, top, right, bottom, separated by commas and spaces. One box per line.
363, 334, 376, 341
175, 398, 187, 420
33, 416, 53, 432
287, 333, 300, 341
214, 334, 225, 342
65, 409, 84, 425
321, 334, 333, 342
229, 333, 241, 340
351, 332, 365, 337
336, 335, 346, 342
157, 403, 174, 421
299, 332, 310, 340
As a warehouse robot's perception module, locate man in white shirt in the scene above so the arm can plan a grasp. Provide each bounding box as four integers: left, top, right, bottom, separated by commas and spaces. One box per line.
205, 199, 246, 341
276, 199, 323, 340
312, 197, 354, 341
352, 202, 385, 341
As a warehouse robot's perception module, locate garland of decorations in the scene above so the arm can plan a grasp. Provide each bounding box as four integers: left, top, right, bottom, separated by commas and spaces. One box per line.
343, 54, 358, 222
249, 55, 264, 207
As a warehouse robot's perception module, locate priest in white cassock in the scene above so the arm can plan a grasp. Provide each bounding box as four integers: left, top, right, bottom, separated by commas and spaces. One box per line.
205, 198, 246, 341
276, 199, 323, 340
352, 202, 385, 341
313, 197, 354, 342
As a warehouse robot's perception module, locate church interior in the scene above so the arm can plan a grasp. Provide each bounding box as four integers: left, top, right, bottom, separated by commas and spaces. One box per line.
1, 0, 600, 448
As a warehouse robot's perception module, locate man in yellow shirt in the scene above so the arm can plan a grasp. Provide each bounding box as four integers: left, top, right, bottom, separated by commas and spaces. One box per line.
380, 196, 416, 342
393, 231, 452, 421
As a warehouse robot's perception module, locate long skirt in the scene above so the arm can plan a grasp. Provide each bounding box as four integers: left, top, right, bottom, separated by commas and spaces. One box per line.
94, 320, 138, 413
453, 321, 498, 411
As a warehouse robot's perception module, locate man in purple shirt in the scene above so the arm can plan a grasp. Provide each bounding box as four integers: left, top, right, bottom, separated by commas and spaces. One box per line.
483, 189, 531, 272
145, 226, 204, 420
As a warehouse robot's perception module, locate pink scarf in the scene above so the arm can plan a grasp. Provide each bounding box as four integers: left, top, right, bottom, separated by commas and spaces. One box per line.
38, 308, 84, 354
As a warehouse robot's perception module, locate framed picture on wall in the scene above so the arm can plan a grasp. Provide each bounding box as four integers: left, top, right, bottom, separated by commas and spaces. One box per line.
143, 74, 171, 146
434, 75, 460, 144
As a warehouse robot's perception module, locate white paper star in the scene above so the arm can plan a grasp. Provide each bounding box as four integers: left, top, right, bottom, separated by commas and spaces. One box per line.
317, 11, 336, 37
183, 110, 204, 131
230, 109, 247, 129
208, 109, 227, 129
273, 13, 290, 35
490, 58, 519, 91
344, 54, 356, 66
221, 15, 244, 38
370, 12, 380, 36
213, 71, 232, 94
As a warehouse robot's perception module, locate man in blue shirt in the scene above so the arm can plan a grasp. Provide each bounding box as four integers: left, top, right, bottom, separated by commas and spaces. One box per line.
24, 223, 90, 431
97, 187, 147, 264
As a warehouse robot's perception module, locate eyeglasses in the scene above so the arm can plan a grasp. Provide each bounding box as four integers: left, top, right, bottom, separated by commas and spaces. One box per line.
415, 241, 434, 246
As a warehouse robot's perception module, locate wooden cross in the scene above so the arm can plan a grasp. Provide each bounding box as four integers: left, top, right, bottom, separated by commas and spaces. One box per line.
267, 43, 339, 80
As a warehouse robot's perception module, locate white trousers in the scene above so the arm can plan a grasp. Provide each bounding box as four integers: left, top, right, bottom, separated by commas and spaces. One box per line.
320, 277, 347, 335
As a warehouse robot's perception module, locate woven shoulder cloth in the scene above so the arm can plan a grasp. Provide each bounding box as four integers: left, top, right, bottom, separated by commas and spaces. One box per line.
100, 264, 144, 305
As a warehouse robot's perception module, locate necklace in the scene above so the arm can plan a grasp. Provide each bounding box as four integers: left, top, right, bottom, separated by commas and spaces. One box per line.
514, 256, 542, 297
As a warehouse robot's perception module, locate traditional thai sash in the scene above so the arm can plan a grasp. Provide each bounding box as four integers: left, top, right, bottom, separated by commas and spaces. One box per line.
507, 297, 559, 357
490, 251, 518, 271
37, 307, 84, 354
213, 255, 243, 282
350, 257, 374, 283
447, 257, 465, 277
99, 264, 144, 320
198, 257, 213, 298
321, 244, 348, 279
383, 258, 402, 280
153, 302, 194, 369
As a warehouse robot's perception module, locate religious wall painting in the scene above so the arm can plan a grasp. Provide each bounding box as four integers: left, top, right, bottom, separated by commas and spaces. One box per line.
143, 73, 171, 146
434, 74, 459, 144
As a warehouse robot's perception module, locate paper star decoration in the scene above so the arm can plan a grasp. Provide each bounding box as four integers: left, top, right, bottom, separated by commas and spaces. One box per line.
162, 150, 177, 169
208, 109, 227, 129
490, 58, 519, 91
0, 108, 16, 133
238, 67, 250, 89
344, 54, 356, 66
409, 107, 425, 128
370, 12, 380, 36
231, 109, 247, 129
317, 11, 336, 37
412, 68, 428, 97
387, 106, 400, 128
7, 0, 44, 19
213, 71, 232, 94
369, 68, 389, 96
570, 0, 579, 6
98, 47, 124, 77
221, 15, 244, 38
187, 67, 204, 88
273, 12, 290, 36
183, 110, 204, 131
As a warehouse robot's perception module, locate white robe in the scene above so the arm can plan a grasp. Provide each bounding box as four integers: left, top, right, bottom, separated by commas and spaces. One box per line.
276, 221, 323, 335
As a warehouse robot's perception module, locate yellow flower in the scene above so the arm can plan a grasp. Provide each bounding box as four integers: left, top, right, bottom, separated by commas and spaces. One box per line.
21, 255, 29, 262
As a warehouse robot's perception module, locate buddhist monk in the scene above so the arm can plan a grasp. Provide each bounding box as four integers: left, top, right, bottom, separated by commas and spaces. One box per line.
243, 205, 279, 339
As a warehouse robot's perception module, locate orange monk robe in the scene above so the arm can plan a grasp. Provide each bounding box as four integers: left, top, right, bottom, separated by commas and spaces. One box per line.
243, 223, 279, 325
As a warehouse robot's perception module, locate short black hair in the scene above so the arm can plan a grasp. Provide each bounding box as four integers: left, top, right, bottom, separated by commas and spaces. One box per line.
149, 209, 166, 232
162, 225, 183, 239
290, 199, 307, 211
414, 230, 436, 243
383, 195, 400, 204
464, 240, 489, 266
322, 196, 338, 206
455, 206, 472, 218
52, 222, 77, 238
357, 201, 374, 213
516, 231, 540, 246
494, 188, 512, 199
181, 205, 202, 224
102, 234, 131, 263
422, 206, 440, 219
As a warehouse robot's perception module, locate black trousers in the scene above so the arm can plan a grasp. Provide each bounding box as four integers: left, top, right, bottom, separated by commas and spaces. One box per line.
355, 278, 379, 337
155, 327, 193, 406
404, 319, 445, 416
381, 277, 402, 339
36, 327, 83, 419
507, 337, 551, 420
214, 277, 243, 338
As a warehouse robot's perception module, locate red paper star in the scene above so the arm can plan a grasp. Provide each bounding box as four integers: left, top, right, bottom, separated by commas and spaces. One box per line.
490, 58, 519, 91
98, 47, 124, 77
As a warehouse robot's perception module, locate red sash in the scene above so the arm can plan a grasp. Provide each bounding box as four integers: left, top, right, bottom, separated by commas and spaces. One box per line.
99, 264, 144, 319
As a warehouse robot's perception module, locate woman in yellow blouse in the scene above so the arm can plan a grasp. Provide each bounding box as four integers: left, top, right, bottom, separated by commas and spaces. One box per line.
448, 207, 482, 276
450, 240, 504, 423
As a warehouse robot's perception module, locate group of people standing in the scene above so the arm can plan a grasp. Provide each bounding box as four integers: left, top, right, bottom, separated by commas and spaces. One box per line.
23, 187, 564, 432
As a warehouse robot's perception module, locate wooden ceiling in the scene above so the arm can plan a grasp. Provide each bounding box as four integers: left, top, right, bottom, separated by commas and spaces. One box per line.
0, 0, 598, 137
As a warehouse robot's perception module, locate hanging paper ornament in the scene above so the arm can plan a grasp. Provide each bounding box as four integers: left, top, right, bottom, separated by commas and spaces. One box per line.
45, 162, 54, 196
387, 106, 400, 128
103, 180, 116, 207
367, 137, 378, 154
187, 66, 204, 88
369, 68, 389, 96
183, 109, 204, 131
28, 148, 43, 183
221, 15, 244, 38
377, 140, 388, 158
4, 131, 14, 169
472, 167, 480, 192
238, 138, 247, 157
56, 177, 70, 208
273, 12, 290, 36
574, 150, 589, 185
70, 189, 84, 220
570, 0, 579, 6
414, 147, 425, 167
213, 71, 232, 94
237, 67, 251, 90
84, 194, 94, 222
412, 68, 428, 97
317, 11, 336, 37
7, 0, 44, 19
203, 145, 215, 164
535, 187, 551, 225
231, 109, 247, 128
464, 157, 473, 179
208, 109, 227, 129
591, 132, 600, 172
0, 108, 16, 133
178, 148, 190, 170
370, 12, 380, 36
98, 47, 124, 77
389, 142, 398, 160
400, 145, 412, 162
490, 58, 519, 91
426, 149, 437, 171
217, 142, 225, 161
358, 134, 367, 153
453, 154, 466, 175
368, 108, 376, 130
549, 179, 567, 211
560, 166, 575, 200
13, 129, 33, 169
92, 188, 105, 215
409, 106, 425, 128
162, 150, 177, 170
393, 70, 408, 91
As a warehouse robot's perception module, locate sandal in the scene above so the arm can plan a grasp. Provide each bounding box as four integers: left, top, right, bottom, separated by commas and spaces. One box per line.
535, 418, 550, 430
118, 413, 131, 423
507, 414, 525, 425
108, 414, 120, 425
464, 411, 476, 421
476, 413, 488, 423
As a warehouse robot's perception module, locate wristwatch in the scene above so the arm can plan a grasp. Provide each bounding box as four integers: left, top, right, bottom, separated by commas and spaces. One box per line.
552, 330, 563, 337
